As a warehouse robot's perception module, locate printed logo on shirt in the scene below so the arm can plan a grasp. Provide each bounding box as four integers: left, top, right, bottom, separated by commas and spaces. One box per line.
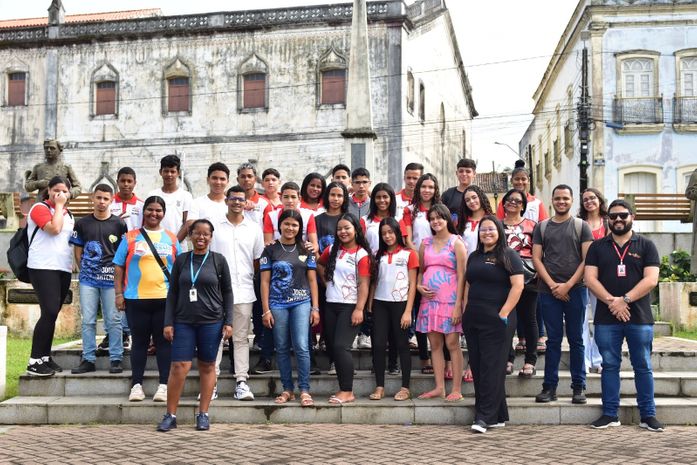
395, 257, 407, 267
628, 252, 642, 259
298, 255, 307, 263
260, 256, 268, 265
108, 234, 118, 243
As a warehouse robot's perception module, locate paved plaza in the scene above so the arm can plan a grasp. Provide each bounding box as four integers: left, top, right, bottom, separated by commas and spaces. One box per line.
1, 423, 696, 464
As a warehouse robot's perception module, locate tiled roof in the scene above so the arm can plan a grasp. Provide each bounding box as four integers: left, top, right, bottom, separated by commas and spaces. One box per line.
0, 9, 161, 29
475, 172, 509, 195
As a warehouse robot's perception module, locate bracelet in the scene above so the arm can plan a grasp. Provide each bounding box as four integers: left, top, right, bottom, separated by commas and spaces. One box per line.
311, 307, 320, 313
115, 293, 123, 297
262, 311, 271, 317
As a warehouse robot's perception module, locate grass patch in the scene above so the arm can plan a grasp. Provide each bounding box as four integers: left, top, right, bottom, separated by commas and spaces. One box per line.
674, 329, 697, 341
3, 336, 75, 401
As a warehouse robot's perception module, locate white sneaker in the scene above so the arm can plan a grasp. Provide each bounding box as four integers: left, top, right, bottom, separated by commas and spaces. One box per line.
357, 334, 372, 349
129, 383, 145, 402
460, 335, 467, 349
153, 383, 167, 402
197, 384, 218, 402
328, 362, 336, 375
234, 381, 255, 401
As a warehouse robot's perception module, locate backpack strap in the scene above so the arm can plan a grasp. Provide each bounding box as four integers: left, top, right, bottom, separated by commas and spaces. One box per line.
539, 219, 550, 242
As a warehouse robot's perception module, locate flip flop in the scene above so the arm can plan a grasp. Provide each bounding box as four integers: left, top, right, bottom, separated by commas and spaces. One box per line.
445, 392, 464, 402
300, 392, 314, 407
421, 365, 434, 375
328, 396, 354, 405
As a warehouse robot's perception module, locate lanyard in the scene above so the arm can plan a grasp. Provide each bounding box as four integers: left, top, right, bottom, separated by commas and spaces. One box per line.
190, 251, 210, 288
612, 242, 630, 265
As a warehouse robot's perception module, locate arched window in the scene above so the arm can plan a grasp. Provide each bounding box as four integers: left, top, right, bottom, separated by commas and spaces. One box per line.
163, 58, 192, 115
90, 62, 119, 118
238, 54, 269, 111
318, 46, 347, 107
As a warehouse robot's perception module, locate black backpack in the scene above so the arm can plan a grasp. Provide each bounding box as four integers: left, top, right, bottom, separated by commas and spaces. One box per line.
7, 202, 47, 283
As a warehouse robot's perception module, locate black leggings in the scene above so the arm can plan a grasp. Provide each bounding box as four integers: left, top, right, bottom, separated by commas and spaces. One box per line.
372, 300, 412, 388
508, 289, 539, 366
29, 269, 71, 359
125, 298, 171, 385
324, 302, 360, 392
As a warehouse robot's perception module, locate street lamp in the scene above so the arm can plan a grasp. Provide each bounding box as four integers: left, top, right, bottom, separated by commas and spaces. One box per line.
494, 141, 523, 159
494, 141, 535, 195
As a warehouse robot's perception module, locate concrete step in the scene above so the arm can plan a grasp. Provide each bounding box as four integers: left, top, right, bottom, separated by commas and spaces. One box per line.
49, 345, 697, 373
1, 395, 694, 426
18, 370, 697, 399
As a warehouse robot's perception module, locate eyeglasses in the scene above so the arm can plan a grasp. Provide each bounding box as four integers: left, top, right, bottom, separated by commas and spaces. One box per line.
505, 199, 523, 205
608, 212, 630, 220
479, 227, 497, 234
582, 196, 598, 204
227, 197, 246, 203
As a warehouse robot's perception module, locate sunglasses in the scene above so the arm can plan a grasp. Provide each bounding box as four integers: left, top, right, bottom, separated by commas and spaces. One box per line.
608, 212, 630, 220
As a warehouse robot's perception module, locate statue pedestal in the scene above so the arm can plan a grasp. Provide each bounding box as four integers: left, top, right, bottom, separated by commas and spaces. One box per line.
659, 282, 697, 330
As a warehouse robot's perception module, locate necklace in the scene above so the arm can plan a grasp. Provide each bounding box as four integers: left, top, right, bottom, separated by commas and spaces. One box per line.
280, 242, 297, 253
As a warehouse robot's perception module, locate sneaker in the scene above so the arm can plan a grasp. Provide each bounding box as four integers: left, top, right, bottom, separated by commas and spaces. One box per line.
590, 415, 621, 429
251, 358, 272, 374
328, 362, 336, 375
197, 385, 218, 402
471, 419, 487, 434
488, 422, 505, 428
535, 388, 557, 403
96, 336, 109, 356
153, 384, 168, 402
640, 416, 665, 432
310, 363, 321, 375
122, 333, 131, 350
234, 381, 255, 401
129, 383, 145, 402
26, 360, 55, 377
408, 336, 418, 349
572, 388, 587, 404
109, 360, 123, 374
195, 412, 210, 431
156, 413, 177, 432
460, 335, 467, 349
44, 357, 63, 373
357, 334, 372, 349
71, 359, 96, 374
251, 342, 261, 352
389, 366, 401, 376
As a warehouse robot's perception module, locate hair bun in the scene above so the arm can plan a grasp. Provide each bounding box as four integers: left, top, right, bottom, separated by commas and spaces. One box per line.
514, 159, 526, 169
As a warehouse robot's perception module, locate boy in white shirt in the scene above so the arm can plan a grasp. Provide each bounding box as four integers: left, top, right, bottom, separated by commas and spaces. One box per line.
147, 155, 192, 244
186, 162, 230, 226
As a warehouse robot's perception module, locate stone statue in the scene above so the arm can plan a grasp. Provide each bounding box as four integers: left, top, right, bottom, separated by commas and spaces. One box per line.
24, 139, 82, 199
687, 167, 697, 275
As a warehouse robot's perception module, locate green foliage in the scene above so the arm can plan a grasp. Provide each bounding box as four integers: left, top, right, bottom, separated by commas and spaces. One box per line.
659, 250, 696, 283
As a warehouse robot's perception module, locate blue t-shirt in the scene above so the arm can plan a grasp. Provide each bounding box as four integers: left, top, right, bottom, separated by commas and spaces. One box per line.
70, 214, 127, 288
259, 241, 316, 308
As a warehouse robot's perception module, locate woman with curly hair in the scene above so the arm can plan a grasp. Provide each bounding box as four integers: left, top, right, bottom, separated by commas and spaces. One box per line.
317, 213, 372, 404
457, 185, 494, 255
300, 172, 327, 214
261, 209, 320, 406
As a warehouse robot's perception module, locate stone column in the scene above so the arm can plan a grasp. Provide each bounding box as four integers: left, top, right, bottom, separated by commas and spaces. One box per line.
0, 326, 7, 399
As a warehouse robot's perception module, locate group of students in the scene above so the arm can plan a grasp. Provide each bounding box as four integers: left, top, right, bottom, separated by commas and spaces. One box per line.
23, 154, 664, 434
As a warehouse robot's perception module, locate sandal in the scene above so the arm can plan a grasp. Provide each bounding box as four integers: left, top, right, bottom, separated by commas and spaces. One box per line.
515, 339, 526, 352
369, 387, 385, 400
274, 391, 295, 404
328, 395, 355, 404
506, 362, 514, 375
445, 392, 464, 402
536, 340, 547, 353
518, 364, 536, 379
394, 388, 411, 401
421, 365, 434, 375
463, 369, 474, 383
444, 369, 453, 380
300, 392, 314, 407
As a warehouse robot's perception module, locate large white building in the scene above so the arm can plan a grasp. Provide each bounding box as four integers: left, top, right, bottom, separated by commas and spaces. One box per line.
0, 0, 476, 196
520, 0, 697, 231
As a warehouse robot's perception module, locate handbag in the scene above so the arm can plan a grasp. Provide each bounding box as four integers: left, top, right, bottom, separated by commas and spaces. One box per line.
139, 228, 171, 281
521, 257, 537, 288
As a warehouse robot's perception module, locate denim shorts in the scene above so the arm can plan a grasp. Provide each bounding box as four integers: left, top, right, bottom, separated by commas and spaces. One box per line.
171, 321, 223, 363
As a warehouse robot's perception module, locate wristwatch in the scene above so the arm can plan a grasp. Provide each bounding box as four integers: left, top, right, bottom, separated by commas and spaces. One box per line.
622, 294, 632, 304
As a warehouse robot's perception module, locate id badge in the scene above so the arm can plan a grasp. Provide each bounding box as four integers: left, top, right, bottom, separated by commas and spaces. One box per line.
189, 288, 198, 302
617, 264, 626, 278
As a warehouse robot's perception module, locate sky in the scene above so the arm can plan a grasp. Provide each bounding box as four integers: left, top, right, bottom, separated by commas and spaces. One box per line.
0, 0, 580, 172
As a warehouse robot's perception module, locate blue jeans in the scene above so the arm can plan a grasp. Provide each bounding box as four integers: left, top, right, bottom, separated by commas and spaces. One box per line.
595, 324, 656, 418
271, 301, 312, 392
539, 287, 587, 390
80, 284, 123, 362
171, 321, 223, 363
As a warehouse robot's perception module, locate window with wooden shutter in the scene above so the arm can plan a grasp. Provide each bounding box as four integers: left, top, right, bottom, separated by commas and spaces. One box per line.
168, 77, 190, 112
321, 69, 346, 105
95, 81, 116, 115
243, 73, 266, 109
8, 72, 26, 106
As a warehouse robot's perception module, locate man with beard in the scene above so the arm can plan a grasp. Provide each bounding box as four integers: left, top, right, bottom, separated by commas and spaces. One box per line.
584, 199, 663, 432
532, 184, 593, 404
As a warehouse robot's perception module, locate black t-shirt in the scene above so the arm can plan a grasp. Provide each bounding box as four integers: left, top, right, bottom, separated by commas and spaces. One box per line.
260, 242, 316, 308
585, 233, 660, 325
466, 247, 524, 311
441, 186, 464, 223
315, 212, 340, 254
164, 251, 234, 326
69, 214, 127, 288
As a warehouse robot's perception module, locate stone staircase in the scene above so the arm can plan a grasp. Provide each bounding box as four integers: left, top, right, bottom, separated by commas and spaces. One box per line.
2, 335, 697, 426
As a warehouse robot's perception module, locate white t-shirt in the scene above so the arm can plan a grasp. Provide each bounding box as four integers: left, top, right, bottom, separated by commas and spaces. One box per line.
460, 218, 480, 254
361, 215, 382, 256
209, 216, 264, 303
27, 201, 75, 273
374, 247, 419, 302
395, 190, 411, 222
320, 246, 371, 304
242, 191, 269, 227
110, 194, 144, 231
188, 195, 227, 224
147, 187, 193, 238
403, 205, 431, 250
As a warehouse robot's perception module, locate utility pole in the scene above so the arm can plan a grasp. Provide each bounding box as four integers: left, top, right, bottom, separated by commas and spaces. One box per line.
577, 46, 591, 192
